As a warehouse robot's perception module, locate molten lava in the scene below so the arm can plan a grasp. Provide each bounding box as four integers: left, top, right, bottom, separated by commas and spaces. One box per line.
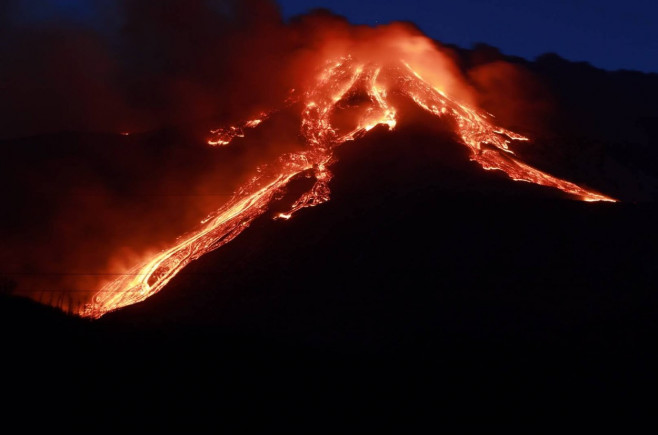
81, 56, 615, 318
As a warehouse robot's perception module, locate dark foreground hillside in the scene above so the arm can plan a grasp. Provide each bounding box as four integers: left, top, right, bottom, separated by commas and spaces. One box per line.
3, 131, 657, 426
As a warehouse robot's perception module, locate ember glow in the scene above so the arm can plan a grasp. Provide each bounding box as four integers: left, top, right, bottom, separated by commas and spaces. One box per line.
80, 47, 615, 318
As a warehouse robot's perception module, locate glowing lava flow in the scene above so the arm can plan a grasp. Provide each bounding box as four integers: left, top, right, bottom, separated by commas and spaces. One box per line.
81, 57, 615, 318
207, 112, 269, 146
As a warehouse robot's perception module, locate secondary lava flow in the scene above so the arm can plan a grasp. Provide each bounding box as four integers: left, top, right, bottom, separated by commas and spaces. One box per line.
81, 56, 615, 318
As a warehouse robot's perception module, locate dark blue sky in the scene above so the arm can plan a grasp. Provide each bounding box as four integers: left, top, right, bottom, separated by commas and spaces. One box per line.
279, 0, 658, 73
8, 0, 657, 73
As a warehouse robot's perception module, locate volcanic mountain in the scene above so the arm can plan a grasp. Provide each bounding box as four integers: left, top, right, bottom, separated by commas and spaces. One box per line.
2, 41, 658, 425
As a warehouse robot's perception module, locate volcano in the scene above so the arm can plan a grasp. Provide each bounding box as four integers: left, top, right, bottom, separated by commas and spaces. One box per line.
82, 52, 615, 318
1, 7, 658, 424
3, 49, 658, 420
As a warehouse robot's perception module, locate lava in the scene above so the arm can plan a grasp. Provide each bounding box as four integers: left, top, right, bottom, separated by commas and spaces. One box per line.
207, 113, 269, 146
81, 56, 615, 318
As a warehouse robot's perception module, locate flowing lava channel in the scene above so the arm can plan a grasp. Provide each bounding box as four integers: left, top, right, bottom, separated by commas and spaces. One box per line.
81, 57, 615, 318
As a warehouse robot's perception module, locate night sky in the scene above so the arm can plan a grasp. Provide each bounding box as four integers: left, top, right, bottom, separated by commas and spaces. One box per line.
279, 0, 658, 73
7, 0, 657, 72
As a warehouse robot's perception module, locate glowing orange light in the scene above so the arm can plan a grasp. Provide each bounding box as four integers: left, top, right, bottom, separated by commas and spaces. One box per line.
81, 55, 615, 318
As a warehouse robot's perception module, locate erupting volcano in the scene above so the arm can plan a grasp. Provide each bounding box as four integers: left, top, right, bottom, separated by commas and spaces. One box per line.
82, 46, 614, 318
4, 2, 658, 423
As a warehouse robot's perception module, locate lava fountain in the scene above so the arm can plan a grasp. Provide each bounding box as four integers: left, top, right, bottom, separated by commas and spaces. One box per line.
81, 47, 614, 318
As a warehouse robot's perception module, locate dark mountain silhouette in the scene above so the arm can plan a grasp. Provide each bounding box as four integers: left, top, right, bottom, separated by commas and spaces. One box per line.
2, 51, 658, 425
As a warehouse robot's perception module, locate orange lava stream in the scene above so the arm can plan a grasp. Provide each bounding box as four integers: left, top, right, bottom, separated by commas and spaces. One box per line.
82, 58, 615, 318
207, 112, 268, 146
